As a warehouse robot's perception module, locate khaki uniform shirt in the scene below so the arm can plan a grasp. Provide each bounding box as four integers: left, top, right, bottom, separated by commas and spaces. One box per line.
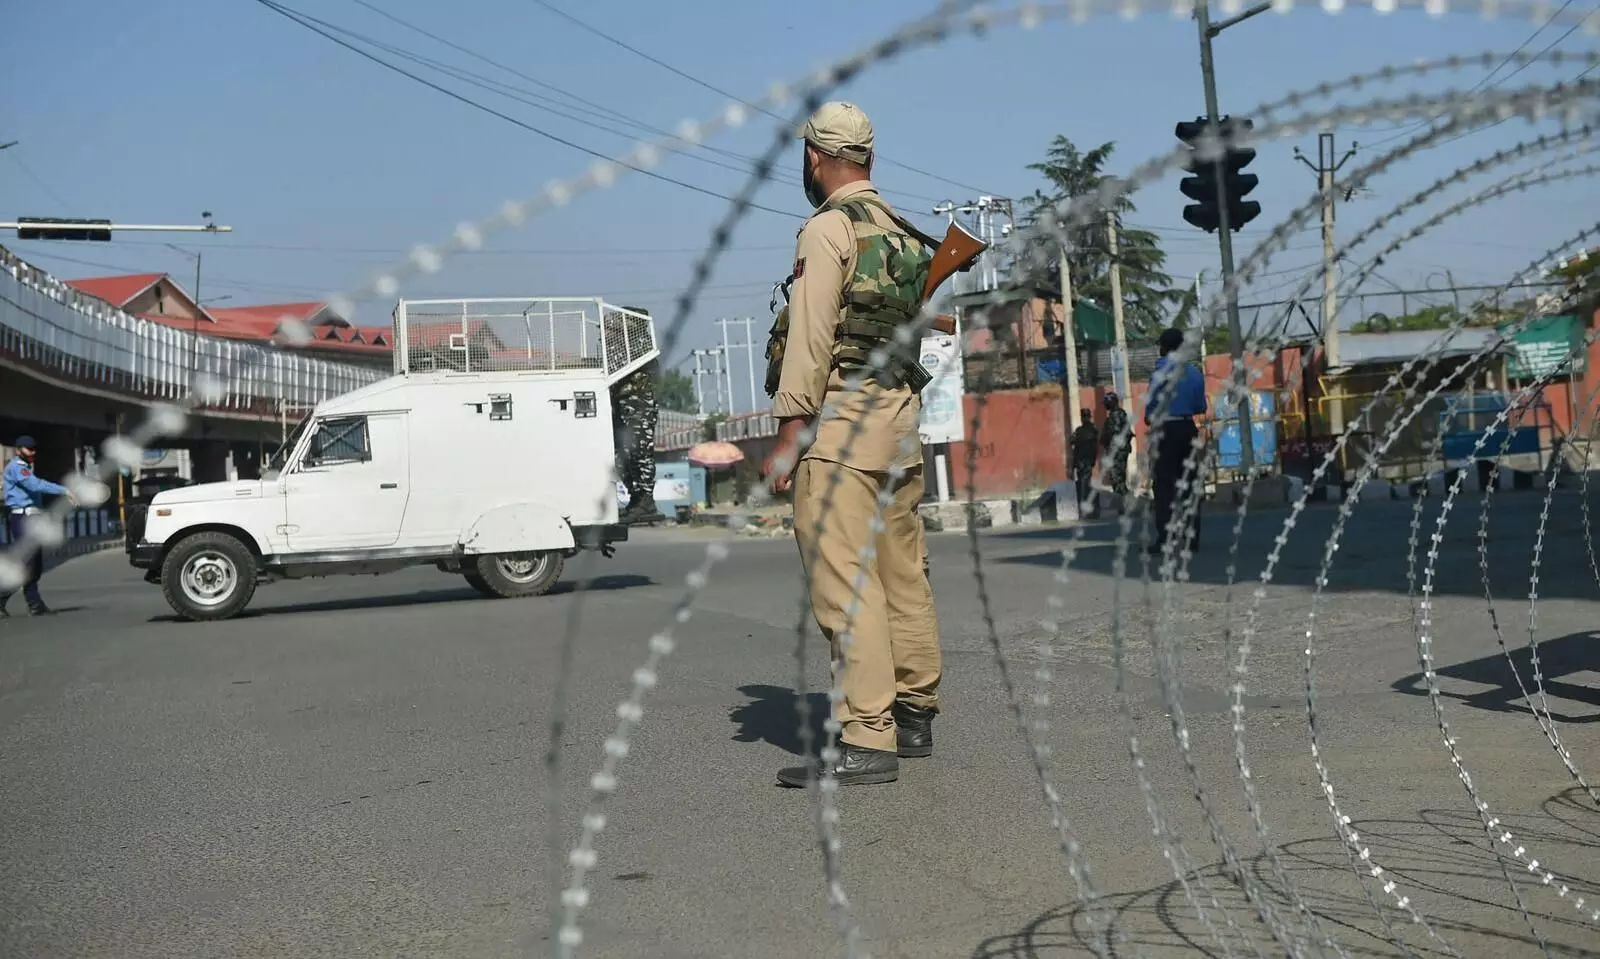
772, 180, 924, 474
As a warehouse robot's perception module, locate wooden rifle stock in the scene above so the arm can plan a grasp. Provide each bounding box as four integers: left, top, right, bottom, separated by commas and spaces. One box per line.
921, 221, 987, 301
919, 221, 985, 337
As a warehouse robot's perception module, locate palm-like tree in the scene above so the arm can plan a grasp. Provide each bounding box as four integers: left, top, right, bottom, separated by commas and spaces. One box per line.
1013, 137, 1184, 340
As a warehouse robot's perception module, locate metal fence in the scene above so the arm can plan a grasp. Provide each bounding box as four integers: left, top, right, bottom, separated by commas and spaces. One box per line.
0, 245, 384, 415
968, 341, 1163, 392
391, 297, 657, 382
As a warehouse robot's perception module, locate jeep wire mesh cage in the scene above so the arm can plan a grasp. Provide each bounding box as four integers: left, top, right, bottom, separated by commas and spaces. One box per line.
390, 298, 657, 383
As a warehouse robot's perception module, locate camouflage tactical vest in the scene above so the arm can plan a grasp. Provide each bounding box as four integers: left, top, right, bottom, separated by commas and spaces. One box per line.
763, 195, 936, 398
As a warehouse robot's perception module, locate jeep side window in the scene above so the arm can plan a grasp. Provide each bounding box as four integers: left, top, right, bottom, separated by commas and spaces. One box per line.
302, 417, 370, 468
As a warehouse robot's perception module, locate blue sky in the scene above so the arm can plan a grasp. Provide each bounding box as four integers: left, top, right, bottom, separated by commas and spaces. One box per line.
3, 0, 1593, 413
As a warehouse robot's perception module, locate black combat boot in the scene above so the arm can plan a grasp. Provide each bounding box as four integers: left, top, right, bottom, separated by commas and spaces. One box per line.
776, 742, 898, 788
620, 496, 665, 526
893, 701, 935, 758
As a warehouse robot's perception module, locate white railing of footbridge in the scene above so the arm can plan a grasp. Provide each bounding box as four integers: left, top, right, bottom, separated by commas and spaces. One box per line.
0, 245, 383, 417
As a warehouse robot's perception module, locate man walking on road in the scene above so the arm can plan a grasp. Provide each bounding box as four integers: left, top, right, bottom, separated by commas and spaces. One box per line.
2, 435, 75, 617
1145, 328, 1208, 555
761, 102, 942, 788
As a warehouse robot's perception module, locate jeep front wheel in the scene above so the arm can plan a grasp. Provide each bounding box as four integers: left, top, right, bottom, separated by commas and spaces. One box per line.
160, 531, 257, 622
472, 550, 564, 598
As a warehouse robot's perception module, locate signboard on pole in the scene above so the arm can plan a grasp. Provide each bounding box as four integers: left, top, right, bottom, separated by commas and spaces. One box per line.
1498, 314, 1585, 380
917, 333, 965, 445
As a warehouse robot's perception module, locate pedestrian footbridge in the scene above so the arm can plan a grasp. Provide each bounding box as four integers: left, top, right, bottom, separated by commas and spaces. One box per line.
0, 245, 391, 540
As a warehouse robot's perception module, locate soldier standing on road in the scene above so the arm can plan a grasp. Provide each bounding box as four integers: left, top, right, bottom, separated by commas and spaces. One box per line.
1100, 391, 1131, 496
609, 305, 665, 526
1145, 327, 1208, 555
761, 102, 942, 788
2, 435, 75, 617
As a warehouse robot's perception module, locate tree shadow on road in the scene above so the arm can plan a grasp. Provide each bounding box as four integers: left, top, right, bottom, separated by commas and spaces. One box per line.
729, 684, 829, 756
985, 491, 1600, 602
147, 574, 654, 622
970, 793, 1600, 957
1393, 630, 1600, 724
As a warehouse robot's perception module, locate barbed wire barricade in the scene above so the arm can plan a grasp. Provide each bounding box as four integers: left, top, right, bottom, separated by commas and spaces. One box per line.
11, 4, 1600, 957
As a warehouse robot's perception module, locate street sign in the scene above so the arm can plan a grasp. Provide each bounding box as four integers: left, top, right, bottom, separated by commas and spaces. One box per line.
917, 333, 965, 445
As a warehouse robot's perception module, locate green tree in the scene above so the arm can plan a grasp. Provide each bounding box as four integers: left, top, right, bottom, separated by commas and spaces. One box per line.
1350, 301, 1515, 334
658, 367, 698, 413
1013, 137, 1182, 340
701, 411, 727, 442
1168, 281, 1232, 353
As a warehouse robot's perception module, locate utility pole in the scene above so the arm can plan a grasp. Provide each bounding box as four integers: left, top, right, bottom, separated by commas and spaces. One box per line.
690, 350, 709, 416
1058, 248, 1082, 434
715, 316, 762, 414
717, 320, 735, 414
1192, 0, 1271, 474
1295, 134, 1357, 438
743, 317, 757, 412
1106, 211, 1136, 465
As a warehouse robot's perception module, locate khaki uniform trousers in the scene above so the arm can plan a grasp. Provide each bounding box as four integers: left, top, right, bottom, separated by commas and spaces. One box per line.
793, 458, 942, 753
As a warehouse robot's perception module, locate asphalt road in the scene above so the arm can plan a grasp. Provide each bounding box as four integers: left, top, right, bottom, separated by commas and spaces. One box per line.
2, 490, 1599, 958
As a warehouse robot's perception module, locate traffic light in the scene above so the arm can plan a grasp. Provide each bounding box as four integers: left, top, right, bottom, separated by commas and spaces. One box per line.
1175, 116, 1261, 233
15, 216, 112, 241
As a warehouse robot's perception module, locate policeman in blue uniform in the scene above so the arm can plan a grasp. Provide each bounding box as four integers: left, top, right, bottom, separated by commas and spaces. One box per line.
1145, 329, 1208, 555
3, 435, 74, 617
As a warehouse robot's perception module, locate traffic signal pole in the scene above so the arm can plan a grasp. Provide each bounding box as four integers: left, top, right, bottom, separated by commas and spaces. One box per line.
1194, 0, 1271, 475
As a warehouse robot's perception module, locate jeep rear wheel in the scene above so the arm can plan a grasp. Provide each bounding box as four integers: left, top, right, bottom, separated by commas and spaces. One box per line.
160, 531, 257, 622
472, 550, 564, 598
462, 570, 496, 598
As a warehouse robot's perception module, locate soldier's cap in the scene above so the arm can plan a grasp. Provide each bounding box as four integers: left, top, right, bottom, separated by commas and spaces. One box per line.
13, 435, 35, 449
799, 102, 874, 165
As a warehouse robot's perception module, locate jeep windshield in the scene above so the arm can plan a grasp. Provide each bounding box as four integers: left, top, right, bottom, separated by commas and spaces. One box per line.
265, 415, 311, 474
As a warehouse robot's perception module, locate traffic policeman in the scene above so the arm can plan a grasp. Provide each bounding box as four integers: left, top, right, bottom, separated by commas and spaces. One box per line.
3, 435, 74, 617
1145, 328, 1208, 554
762, 102, 942, 788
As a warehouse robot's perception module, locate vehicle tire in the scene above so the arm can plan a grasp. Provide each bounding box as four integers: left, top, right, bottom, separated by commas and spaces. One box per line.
462, 570, 496, 598
472, 550, 564, 598
160, 531, 257, 622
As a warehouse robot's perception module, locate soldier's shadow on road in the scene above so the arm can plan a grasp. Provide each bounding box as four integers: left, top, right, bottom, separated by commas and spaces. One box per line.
729, 684, 829, 756
146, 574, 654, 622
1393, 630, 1600, 723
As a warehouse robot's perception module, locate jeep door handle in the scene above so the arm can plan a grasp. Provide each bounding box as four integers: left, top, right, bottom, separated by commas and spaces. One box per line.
380, 483, 398, 489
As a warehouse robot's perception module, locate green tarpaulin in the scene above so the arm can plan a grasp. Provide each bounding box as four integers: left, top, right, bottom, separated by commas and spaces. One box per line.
1497, 314, 1587, 380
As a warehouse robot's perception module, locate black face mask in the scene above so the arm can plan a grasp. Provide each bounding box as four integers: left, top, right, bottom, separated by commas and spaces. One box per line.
802, 151, 825, 208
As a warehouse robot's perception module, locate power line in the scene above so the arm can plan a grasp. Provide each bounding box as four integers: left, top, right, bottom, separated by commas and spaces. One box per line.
525, 0, 999, 198
251, 0, 808, 221
321, 4, 810, 193
338, 0, 950, 213
86, 238, 796, 256
4, 150, 75, 211
1359, 1, 1582, 149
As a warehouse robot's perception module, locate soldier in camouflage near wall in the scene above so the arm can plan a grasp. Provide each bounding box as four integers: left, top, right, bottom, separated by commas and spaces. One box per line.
1100, 390, 1132, 496
610, 306, 665, 526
